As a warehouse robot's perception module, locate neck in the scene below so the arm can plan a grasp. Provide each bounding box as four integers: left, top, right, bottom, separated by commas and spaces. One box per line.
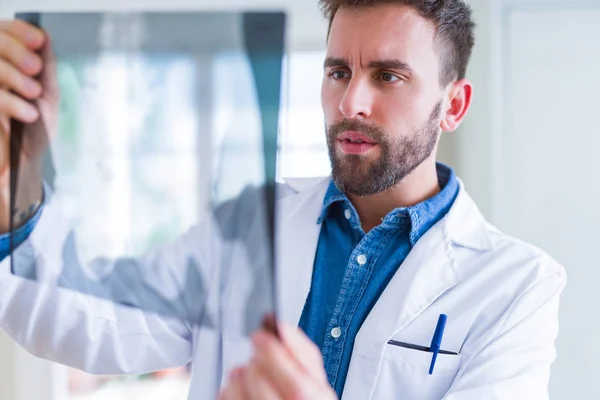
348, 160, 441, 232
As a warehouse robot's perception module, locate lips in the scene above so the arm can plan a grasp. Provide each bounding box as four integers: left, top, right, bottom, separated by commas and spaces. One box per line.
337, 131, 378, 155
337, 131, 377, 144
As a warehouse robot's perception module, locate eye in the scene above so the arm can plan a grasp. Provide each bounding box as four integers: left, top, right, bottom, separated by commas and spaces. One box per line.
378, 72, 402, 83
328, 69, 350, 80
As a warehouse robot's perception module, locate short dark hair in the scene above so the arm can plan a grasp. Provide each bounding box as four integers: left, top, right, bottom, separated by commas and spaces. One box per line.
319, 0, 476, 86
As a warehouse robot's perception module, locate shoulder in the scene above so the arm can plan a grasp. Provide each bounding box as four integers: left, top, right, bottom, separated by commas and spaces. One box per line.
448, 193, 567, 351
485, 222, 565, 283
448, 184, 566, 291
455, 216, 567, 298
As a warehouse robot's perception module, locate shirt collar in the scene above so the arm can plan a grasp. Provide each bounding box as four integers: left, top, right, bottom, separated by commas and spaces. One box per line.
317, 163, 459, 246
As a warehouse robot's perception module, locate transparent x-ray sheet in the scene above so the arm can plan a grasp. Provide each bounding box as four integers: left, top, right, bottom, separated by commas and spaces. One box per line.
9, 11, 284, 335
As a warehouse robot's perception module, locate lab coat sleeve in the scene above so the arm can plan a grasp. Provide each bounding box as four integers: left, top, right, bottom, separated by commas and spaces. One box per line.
0, 276, 195, 375
0, 189, 222, 375
443, 264, 567, 400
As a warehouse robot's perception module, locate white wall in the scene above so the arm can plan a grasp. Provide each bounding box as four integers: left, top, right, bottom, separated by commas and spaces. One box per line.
465, 0, 600, 398
453, 0, 503, 219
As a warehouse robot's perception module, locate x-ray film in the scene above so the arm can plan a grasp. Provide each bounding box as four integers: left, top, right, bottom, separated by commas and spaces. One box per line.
9, 11, 285, 336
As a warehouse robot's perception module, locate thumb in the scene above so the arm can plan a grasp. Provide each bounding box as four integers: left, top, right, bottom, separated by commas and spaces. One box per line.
39, 33, 59, 103
279, 323, 329, 385
33, 33, 59, 147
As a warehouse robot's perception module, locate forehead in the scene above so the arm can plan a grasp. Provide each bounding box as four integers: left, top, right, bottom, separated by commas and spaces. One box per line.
327, 5, 439, 72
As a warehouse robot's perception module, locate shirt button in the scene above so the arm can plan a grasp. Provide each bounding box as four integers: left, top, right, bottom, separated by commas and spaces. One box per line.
357, 254, 367, 265
344, 209, 351, 219
331, 327, 342, 339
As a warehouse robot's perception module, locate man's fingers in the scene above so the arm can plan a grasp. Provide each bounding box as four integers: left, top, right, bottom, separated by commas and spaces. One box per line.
279, 324, 329, 384
0, 90, 39, 123
218, 385, 234, 400
244, 362, 280, 400
0, 31, 42, 77
0, 20, 45, 50
252, 330, 313, 399
0, 58, 42, 100
0, 114, 8, 134
38, 35, 58, 101
219, 367, 246, 400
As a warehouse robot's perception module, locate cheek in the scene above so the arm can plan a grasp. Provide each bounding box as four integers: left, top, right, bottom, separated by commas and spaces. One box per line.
374, 95, 411, 132
374, 90, 430, 132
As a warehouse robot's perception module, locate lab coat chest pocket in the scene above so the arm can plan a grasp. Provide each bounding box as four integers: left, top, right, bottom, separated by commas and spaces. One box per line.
372, 343, 462, 400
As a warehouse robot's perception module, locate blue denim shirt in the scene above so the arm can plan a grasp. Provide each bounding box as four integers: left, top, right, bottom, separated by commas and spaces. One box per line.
298, 163, 459, 397
0, 205, 44, 261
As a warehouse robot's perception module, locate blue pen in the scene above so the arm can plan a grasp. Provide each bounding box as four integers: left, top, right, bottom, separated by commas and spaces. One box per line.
429, 314, 447, 375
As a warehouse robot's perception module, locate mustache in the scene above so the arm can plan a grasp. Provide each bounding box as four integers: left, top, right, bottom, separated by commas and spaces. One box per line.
327, 119, 386, 141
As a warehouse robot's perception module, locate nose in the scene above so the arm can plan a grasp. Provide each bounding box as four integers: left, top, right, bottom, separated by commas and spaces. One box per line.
339, 77, 373, 120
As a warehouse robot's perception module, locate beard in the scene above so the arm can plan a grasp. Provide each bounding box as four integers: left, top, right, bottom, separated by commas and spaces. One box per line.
326, 101, 442, 197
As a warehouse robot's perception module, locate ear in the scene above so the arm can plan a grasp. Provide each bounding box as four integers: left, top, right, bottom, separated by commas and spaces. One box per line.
440, 78, 472, 132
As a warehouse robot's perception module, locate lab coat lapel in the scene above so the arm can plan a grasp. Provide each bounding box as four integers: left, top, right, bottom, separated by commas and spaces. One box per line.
342, 183, 492, 400
275, 178, 329, 326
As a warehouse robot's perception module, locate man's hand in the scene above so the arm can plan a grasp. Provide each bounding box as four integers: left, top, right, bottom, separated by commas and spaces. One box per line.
219, 323, 338, 400
0, 19, 60, 232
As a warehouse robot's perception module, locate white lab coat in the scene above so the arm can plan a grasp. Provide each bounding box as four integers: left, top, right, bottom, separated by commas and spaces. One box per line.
0, 176, 566, 400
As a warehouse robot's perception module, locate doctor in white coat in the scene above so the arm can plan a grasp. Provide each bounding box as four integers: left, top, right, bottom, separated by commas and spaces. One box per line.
0, 0, 566, 399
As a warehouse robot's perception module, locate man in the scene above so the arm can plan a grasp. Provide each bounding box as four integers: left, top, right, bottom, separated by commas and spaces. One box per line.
0, 1, 566, 399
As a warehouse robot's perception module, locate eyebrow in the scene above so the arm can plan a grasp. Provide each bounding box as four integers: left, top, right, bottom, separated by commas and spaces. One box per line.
323, 57, 415, 74
323, 57, 349, 69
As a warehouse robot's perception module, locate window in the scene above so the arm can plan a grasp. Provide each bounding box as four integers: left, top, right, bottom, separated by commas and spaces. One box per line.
279, 50, 330, 180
